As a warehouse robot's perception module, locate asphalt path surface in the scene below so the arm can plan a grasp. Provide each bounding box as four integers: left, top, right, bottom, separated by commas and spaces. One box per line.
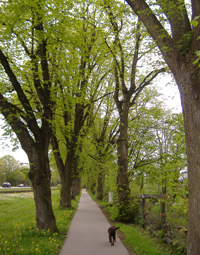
59, 189, 130, 255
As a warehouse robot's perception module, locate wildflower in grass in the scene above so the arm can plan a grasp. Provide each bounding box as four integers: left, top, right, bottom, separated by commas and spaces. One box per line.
5, 241, 7, 243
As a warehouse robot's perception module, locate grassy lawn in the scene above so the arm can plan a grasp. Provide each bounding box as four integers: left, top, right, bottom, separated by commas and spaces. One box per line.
0, 190, 79, 255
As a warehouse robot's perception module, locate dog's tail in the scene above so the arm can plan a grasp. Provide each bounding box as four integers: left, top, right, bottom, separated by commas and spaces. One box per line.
115, 227, 120, 230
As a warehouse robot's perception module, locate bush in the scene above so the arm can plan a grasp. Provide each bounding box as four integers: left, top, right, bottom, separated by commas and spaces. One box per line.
115, 196, 140, 223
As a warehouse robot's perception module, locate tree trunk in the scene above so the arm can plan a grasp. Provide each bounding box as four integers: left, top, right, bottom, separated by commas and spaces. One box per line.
175, 60, 200, 255
116, 122, 132, 222
51, 135, 73, 208
75, 176, 81, 195
117, 136, 130, 203
97, 171, 104, 201
61, 155, 72, 208
59, 168, 71, 208
71, 175, 81, 199
115, 95, 132, 222
28, 146, 57, 232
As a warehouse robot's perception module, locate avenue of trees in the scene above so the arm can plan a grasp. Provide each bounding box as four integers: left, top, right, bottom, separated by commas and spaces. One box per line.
0, 0, 198, 253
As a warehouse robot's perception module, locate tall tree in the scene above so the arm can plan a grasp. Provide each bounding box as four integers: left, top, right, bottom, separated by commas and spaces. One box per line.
87, 92, 119, 200
0, 0, 72, 232
104, 1, 166, 221
51, 2, 110, 208
123, 0, 199, 253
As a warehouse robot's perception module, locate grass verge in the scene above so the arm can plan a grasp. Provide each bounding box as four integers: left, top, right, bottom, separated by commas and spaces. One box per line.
116, 223, 171, 255
0, 190, 79, 255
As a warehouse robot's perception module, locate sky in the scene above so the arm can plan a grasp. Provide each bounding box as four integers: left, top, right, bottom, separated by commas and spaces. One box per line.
156, 78, 182, 113
0, 82, 182, 165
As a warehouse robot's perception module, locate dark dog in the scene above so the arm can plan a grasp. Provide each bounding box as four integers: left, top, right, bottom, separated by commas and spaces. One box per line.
108, 226, 120, 246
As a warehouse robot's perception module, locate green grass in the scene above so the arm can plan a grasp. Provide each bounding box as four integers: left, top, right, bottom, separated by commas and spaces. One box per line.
116, 223, 171, 255
0, 190, 79, 255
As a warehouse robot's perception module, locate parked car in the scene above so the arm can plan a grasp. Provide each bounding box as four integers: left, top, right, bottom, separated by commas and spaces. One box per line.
18, 184, 24, 187
2, 182, 11, 188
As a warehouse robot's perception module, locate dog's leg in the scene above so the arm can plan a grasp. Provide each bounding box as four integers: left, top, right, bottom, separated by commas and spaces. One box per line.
113, 233, 116, 242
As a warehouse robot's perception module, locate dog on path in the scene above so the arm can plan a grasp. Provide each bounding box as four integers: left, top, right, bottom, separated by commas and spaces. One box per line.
108, 226, 120, 246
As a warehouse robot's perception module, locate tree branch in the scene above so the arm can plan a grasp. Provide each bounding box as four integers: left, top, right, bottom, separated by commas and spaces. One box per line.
0, 94, 35, 150
130, 18, 142, 94
130, 67, 166, 106
0, 50, 39, 132
125, 0, 176, 62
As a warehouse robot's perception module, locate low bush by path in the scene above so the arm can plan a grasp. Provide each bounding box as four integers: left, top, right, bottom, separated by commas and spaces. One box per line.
0, 190, 79, 255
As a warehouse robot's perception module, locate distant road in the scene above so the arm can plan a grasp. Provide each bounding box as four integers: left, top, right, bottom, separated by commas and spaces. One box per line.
0, 187, 57, 193
0, 186, 31, 189
0, 187, 32, 194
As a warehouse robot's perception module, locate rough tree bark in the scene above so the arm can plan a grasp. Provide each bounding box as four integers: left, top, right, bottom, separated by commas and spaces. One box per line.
124, 0, 200, 253
28, 143, 57, 232
97, 169, 105, 201
51, 135, 72, 208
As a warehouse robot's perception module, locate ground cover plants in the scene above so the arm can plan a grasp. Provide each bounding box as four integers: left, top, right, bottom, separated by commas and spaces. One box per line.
116, 223, 170, 255
0, 190, 79, 255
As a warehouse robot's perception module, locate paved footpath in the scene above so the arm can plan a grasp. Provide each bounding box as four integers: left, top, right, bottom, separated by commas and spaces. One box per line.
59, 189, 130, 255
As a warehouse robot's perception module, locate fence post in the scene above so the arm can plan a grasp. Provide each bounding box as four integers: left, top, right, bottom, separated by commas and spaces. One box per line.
142, 197, 146, 224
161, 201, 166, 230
